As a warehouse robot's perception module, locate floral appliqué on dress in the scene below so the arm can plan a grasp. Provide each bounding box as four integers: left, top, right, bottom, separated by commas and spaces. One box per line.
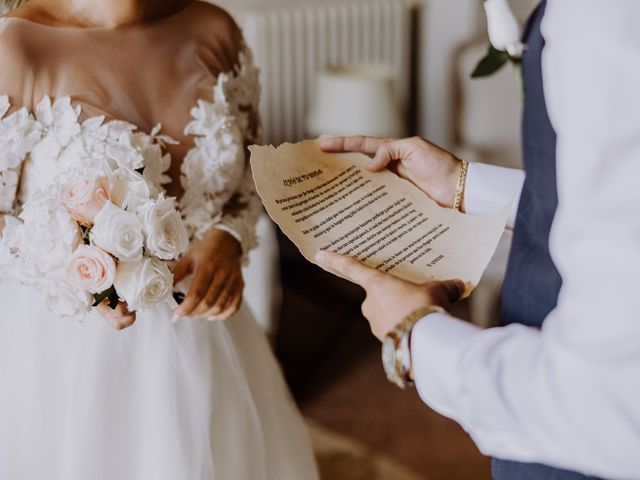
0, 46, 262, 266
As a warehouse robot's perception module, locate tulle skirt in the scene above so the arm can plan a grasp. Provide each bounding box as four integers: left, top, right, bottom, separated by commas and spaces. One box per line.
0, 281, 318, 480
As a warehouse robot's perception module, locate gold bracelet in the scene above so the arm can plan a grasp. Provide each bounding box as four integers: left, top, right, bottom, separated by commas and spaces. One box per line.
452, 160, 469, 212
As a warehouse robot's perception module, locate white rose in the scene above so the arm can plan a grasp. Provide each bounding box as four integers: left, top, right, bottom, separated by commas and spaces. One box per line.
44, 283, 94, 318
39, 269, 94, 318
105, 134, 145, 171
110, 167, 156, 211
91, 201, 144, 262
114, 256, 173, 311
484, 0, 524, 57
137, 195, 189, 260
18, 194, 82, 273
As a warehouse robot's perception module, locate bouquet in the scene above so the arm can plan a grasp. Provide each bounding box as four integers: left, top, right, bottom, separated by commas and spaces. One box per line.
2, 169, 189, 318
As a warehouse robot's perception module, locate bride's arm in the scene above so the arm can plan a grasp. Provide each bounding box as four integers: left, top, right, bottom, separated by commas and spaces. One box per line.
211, 163, 262, 261
0, 95, 31, 239
212, 100, 263, 261
174, 88, 263, 322
0, 27, 29, 238
204, 13, 263, 261
173, 14, 263, 321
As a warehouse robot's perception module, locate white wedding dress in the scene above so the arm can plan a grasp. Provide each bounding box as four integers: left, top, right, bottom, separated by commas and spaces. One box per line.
0, 3, 318, 479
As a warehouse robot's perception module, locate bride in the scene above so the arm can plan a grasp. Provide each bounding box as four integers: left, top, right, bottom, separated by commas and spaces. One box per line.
0, 0, 318, 478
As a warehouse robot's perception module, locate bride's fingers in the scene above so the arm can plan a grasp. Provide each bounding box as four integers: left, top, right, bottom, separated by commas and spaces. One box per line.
222, 282, 244, 319
175, 266, 214, 317
191, 270, 230, 317
217, 295, 242, 321
199, 272, 239, 319
172, 255, 193, 286
209, 278, 244, 320
217, 275, 243, 316
96, 301, 136, 331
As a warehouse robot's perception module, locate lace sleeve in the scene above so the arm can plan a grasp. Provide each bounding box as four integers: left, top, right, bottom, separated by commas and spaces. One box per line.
0, 95, 41, 216
180, 45, 263, 263
0, 95, 40, 269
212, 46, 263, 259
212, 154, 262, 257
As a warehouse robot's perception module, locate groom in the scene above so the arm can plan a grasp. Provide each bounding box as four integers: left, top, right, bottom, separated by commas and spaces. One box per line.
316, 1, 640, 479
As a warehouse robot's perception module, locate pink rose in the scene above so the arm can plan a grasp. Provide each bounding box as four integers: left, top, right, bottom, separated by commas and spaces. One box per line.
60, 177, 110, 226
66, 245, 116, 294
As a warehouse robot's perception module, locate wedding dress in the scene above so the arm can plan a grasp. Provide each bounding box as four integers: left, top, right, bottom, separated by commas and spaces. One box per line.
0, 3, 318, 479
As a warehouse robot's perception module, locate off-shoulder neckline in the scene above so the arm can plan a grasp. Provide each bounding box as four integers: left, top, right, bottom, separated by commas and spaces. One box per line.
0, 0, 203, 33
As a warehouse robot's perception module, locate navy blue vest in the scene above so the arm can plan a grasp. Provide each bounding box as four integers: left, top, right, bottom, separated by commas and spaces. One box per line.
492, 2, 603, 479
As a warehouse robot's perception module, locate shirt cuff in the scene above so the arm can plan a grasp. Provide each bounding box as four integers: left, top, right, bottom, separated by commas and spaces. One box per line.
465, 162, 525, 229
410, 312, 481, 421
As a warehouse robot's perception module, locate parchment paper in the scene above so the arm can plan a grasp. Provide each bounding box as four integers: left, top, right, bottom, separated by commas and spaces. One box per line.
249, 140, 509, 295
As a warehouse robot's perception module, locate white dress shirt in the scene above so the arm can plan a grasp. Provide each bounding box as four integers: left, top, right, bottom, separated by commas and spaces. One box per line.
410, 2, 640, 478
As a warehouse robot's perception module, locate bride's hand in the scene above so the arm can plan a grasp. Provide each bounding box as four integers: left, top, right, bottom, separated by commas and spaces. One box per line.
320, 136, 464, 209
172, 229, 244, 321
96, 300, 136, 330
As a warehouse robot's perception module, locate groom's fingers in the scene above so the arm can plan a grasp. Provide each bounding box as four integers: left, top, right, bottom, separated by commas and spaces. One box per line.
320, 136, 404, 173
319, 136, 390, 155
368, 138, 416, 172
315, 251, 379, 288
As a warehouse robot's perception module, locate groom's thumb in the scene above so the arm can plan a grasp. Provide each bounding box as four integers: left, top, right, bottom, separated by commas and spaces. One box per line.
435, 279, 467, 303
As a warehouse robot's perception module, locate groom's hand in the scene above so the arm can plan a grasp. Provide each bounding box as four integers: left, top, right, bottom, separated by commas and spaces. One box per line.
315, 251, 465, 341
320, 136, 464, 210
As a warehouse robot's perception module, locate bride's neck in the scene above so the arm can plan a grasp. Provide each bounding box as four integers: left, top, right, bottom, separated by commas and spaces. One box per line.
20, 0, 191, 28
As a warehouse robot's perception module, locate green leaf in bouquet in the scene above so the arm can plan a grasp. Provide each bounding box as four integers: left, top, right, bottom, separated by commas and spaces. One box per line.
471, 45, 510, 78
173, 291, 185, 305
107, 289, 120, 309
81, 226, 92, 245
93, 286, 118, 309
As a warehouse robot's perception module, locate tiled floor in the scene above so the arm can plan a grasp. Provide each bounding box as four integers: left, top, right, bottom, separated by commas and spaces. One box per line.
275, 234, 491, 480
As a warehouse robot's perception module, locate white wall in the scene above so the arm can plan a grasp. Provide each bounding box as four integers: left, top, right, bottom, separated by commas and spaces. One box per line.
217, 0, 537, 151
418, 0, 483, 148
418, 0, 538, 149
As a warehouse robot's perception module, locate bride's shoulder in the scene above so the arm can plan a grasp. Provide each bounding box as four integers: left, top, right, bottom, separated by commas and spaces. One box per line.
0, 17, 34, 97
187, 1, 240, 32
0, 15, 29, 52
183, 2, 244, 60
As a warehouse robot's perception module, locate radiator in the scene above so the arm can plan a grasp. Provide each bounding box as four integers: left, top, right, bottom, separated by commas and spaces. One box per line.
219, 0, 415, 145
